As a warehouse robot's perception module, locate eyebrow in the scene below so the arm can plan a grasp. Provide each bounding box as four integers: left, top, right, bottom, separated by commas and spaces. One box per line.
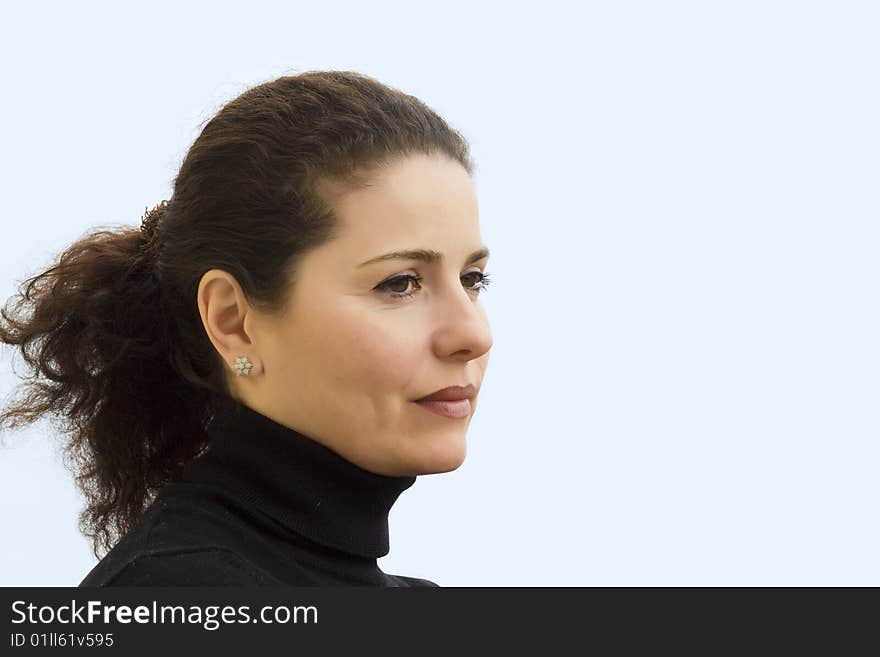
358, 246, 490, 268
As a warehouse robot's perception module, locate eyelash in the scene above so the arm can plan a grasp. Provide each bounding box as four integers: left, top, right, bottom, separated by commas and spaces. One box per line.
377, 271, 493, 302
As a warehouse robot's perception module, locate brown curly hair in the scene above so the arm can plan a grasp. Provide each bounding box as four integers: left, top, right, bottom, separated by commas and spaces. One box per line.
0, 70, 475, 559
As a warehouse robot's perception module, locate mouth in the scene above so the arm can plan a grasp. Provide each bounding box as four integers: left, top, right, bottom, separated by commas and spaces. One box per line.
414, 383, 476, 403
414, 398, 472, 419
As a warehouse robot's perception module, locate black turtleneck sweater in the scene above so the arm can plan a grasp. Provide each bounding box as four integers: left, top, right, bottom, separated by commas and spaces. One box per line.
78, 397, 438, 586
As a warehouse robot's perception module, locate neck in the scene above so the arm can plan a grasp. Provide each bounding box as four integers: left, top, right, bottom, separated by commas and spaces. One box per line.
178, 396, 417, 559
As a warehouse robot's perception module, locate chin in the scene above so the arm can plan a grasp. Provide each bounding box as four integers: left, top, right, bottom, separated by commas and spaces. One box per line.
415, 435, 467, 475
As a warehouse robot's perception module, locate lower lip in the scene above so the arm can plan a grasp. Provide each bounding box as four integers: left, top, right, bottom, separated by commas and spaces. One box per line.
414, 398, 471, 419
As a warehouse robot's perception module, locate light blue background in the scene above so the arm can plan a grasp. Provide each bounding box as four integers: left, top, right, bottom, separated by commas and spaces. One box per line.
1, 0, 877, 585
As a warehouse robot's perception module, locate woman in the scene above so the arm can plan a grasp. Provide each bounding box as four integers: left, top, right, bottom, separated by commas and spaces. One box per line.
0, 70, 493, 586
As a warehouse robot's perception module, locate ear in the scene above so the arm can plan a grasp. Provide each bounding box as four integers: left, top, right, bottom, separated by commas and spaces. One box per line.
196, 269, 263, 377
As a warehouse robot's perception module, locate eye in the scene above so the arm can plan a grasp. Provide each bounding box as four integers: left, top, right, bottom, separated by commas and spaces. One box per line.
378, 273, 423, 300
462, 270, 492, 292
376, 271, 492, 302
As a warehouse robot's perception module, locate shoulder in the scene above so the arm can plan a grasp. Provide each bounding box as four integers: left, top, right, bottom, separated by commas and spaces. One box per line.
78, 490, 279, 586
392, 574, 441, 587
97, 549, 275, 586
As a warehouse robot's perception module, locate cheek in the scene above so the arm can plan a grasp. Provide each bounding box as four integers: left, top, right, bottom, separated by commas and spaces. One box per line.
347, 329, 416, 390
318, 308, 421, 393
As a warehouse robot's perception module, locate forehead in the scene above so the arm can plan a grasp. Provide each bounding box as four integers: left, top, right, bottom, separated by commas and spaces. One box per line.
320, 154, 480, 253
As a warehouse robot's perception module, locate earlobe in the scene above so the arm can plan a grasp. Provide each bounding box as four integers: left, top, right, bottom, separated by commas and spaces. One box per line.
233, 355, 254, 376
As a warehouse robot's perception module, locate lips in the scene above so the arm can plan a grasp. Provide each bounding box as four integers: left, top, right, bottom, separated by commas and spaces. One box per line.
415, 398, 471, 419
415, 383, 476, 402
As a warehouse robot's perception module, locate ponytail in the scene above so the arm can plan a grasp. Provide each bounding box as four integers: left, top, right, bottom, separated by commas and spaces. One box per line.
0, 201, 211, 558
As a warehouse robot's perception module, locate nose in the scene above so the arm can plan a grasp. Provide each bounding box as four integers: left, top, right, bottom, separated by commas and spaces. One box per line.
430, 283, 493, 360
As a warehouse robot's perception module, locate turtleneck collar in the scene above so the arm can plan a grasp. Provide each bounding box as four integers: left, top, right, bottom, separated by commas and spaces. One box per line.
178, 396, 417, 560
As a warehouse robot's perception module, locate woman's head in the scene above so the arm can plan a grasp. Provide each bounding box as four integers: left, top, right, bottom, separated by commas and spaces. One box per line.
199, 152, 492, 479
0, 70, 490, 557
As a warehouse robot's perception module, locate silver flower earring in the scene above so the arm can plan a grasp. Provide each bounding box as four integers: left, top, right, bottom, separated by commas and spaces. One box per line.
233, 355, 253, 376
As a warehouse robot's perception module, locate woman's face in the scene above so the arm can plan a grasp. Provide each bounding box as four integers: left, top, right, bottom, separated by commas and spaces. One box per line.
204, 153, 492, 477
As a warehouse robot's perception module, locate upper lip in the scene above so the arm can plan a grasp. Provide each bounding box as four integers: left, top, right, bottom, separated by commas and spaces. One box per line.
415, 383, 476, 402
